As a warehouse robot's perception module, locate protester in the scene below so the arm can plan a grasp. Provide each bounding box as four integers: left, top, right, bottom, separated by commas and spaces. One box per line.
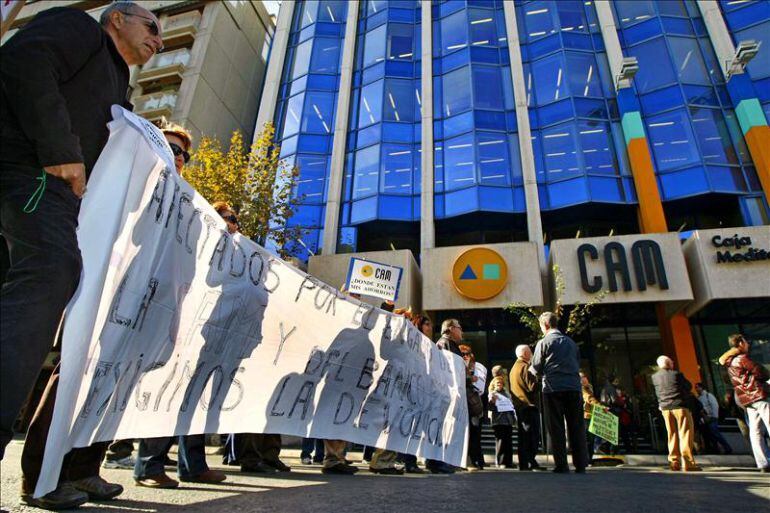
651, 356, 701, 472
488, 376, 516, 468
719, 334, 770, 472
510, 344, 544, 472
615, 386, 636, 454
530, 312, 587, 474
695, 383, 733, 455
580, 372, 602, 465
490, 365, 510, 395
102, 440, 135, 470
300, 438, 324, 465
597, 375, 620, 455
461, 344, 486, 470
1, 2, 162, 508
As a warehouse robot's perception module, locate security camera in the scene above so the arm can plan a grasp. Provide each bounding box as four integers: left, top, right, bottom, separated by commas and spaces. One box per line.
615, 56, 639, 89
726, 40, 761, 78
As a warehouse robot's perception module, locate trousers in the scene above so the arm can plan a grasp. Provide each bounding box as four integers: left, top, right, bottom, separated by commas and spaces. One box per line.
544, 391, 587, 471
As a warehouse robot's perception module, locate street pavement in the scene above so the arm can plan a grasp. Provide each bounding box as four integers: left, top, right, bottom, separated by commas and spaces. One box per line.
1, 441, 768, 513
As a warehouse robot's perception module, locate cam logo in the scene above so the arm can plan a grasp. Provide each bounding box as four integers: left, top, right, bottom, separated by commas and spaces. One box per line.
452, 248, 508, 300
360, 265, 374, 277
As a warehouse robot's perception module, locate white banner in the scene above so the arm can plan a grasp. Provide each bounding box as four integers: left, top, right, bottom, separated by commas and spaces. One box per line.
346, 257, 403, 301
37, 108, 468, 497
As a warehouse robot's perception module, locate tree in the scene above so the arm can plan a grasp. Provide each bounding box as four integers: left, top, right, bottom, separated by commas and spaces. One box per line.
183, 122, 303, 256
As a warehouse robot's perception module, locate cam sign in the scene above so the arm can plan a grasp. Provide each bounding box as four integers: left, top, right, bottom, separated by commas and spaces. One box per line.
346, 257, 403, 302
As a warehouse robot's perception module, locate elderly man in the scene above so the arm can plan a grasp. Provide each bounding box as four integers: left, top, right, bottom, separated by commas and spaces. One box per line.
510, 344, 544, 471
530, 312, 587, 474
651, 356, 701, 472
1, 2, 162, 509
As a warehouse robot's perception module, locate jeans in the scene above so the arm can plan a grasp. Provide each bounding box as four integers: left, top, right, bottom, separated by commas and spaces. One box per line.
704, 418, 733, 454
544, 391, 588, 471
746, 399, 770, 469
134, 435, 208, 479
515, 406, 541, 470
300, 438, 325, 462
1, 164, 82, 459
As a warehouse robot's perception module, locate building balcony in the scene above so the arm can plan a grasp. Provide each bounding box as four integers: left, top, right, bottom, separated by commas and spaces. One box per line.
136, 48, 191, 89
133, 90, 179, 122
161, 10, 201, 48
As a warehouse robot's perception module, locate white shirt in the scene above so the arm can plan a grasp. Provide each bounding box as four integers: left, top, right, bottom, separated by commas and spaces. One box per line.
472, 362, 487, 395
698, 390, 719, 419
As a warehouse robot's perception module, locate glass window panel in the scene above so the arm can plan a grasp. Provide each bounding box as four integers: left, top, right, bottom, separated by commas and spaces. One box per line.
578, 121, 618, 175
444, 133, 476, 190
281, 93, 304, 138
508, 134, 523, 182
387, 23, 414, 60
310, 38, 342, 74
742, 196, 770, 226
473, 66, 504, 110
557, 0, 588, 33
367, 0, 388, 16
542, 123, 581, 180
442, 66, 472, 117
291, 40, 312, 80
364, 24, 387, 67
724, 110, 752, 164
295, 154, 328, 199
646, 109, 700, 171
299, 0, 319, 28
441, 10, 469, 54
358, 80, 384, 128
657, 0, 687, 17
381, 144, 413, 194
523, 1, 556, 39
532, 53, 568, 105
566, 52, 602, 98
736, 22, 770, 80
614, 0, 655, 27
689, 107, 740, 165
301, 91, 334, 134
469, 8, 496, 47
502, 66, 515, 110
669, 37, 710, 85
318, 0, 346, 23
477, 132, 511, 186
627, 38, 676, 92
383, 79, 415, 122
353, 144, 380, 198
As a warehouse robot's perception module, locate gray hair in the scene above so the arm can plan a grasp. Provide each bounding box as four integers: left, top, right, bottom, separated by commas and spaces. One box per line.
515, 344, 531, 359
441, 318, 459, 335
538, 311, 558, 329
656, 355, 674, 370
100, 1, 138, 26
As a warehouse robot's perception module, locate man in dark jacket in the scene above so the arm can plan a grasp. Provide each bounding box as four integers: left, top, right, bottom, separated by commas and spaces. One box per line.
510, 344, 544, 471
719, 334, 770, 472
651, 355, 701, 472
0, 2, 162, 509
530, 312, 587, 473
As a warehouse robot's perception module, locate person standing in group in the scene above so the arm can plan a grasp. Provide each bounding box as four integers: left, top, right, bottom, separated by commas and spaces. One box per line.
719, 334, 770, 472
461, 344, 486, 470
510, 344, 544, 472
1, 2, 163, 509
695, 383, 733, 455
530, 312, 588, 474
580, 372, 602, 465
488, 376, 516, 468
651, 355, 701, 472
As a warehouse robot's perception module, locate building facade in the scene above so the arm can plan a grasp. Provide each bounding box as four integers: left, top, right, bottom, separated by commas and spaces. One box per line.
256, 0, 770, 441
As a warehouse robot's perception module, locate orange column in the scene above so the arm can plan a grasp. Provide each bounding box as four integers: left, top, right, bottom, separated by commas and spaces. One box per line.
745, 125, 770, 202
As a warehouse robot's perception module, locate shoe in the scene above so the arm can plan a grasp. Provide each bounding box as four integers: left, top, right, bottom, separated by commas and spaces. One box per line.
552, 467, 570, 474
264, 459, 291, 472
20, 482, 89, 510
134, 472, 179, 489
669, 463, 681, 471
102, 455, 136, 470
301, 456, 312, 465
369, 466, 404, 475
405, 465, 426, 474
684, 465, 703, 472
575, 467, 587, 474
241, 462, 278, 474
531, 464, 547, 472
71, 476, 123, 501
162, 456, 177, 468
322, 463, 359, 475
427, 465, 455, 474
180, 469, 227, 483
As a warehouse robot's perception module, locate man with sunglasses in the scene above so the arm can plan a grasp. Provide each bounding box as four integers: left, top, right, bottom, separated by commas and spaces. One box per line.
1, 1, 162, 509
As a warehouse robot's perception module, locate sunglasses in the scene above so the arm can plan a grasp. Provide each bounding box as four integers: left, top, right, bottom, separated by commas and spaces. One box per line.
120, 11, 164, 50
461, 351, 471, 356
222, 214, 239, 224
169, 143, 190, 163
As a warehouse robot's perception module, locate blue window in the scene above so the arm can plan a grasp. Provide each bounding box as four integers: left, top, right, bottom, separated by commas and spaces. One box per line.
281, 94, 304, 138
353, 144, 380, 198
724, 109, 752, 164
557, 0, 588, 32
367, 0, 388, 16
364, 24, 387, 67
542, 123, 581, 180
298, 1, 319, 29
383, 79, 414, 122
658, 0, 688, 17
532, 53, 567, 105
477, 133, 511, 186
387, 24, 414, 60
441, 10, 469, 54
578, 121, 618, 175
566, 52, 602, 98
469, 8, 497, 47
381, 144, 413, 194
318, 0, 346, 23
444, 133, 476, 190
291, 40, 312, 80
358, 80, 383, 128
628, 38, 676, 92
310, 38, 342, 74
301, 91, 334, 134
523, 1, 556, 40
668, 37, 710, 85
473, 66, 504, 110
646, 109, 700, 171
295, 154, 328, 199
689, 107, 739, 165
442, 66, 472, 117
614, 0, 655, 27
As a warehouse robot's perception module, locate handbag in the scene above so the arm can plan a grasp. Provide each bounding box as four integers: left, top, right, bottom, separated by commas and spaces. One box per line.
467, 386, 483, 417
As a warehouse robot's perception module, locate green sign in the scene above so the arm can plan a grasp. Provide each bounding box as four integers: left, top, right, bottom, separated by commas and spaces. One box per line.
588, 404, 619, 446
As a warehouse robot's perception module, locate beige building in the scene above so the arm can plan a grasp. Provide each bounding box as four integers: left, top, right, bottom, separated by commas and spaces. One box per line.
2, 0, 275, 145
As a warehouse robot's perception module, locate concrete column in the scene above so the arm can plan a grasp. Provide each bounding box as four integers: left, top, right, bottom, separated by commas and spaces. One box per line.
502, 1, 546, 274
321, 1, 360, 255
696, 0, 736, 78
253, 0, 295, 139
594, 1, 630, 89
420, 3, 435, 252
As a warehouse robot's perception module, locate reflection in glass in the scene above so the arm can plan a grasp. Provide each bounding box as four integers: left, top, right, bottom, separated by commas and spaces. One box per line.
364, 24, 387, 67
441, 10, 469, 54
353, 144, 380, 199
381, 144, 413, 194
358, 80, 384, 128
383, 79, 415, 123
442, 66, 472, 117
444, 133, 476, 190
388, 24, 414, 60
646, 109, 700, 171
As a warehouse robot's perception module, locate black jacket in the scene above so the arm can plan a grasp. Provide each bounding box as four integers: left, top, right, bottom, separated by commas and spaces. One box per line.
0, 7, 130, 175
652, 369, 693, 410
